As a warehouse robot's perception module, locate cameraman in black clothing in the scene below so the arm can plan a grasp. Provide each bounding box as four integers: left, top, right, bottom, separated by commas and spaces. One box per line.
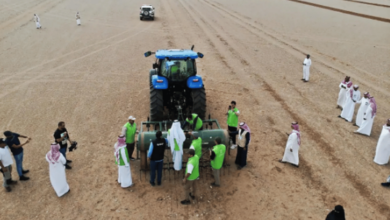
54, 121, 73, 169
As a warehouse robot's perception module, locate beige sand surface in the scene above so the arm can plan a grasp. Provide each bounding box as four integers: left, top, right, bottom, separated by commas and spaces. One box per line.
299, 0, 390, 19
0, 0, 389, 219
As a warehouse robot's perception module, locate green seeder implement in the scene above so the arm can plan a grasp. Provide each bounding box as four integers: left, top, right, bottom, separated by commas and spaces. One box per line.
136, 119, 231, 178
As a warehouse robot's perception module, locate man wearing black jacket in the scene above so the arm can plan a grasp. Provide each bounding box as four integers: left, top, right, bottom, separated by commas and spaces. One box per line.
54, 121, 73, 169
147, 131, 167, 186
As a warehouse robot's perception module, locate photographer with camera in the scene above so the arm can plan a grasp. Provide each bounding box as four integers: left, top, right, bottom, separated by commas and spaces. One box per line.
226, 101, 240, 149
54, 121, 75, 170
3, 131, 32, 181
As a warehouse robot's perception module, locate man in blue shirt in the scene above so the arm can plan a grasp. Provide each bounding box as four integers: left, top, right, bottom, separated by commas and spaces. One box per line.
3, 131, 31, 181
147, 131, 168, 186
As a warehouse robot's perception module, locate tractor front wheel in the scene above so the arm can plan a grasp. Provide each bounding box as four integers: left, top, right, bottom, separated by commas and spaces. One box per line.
150, 87, 164, 121
191, 87, 206, 120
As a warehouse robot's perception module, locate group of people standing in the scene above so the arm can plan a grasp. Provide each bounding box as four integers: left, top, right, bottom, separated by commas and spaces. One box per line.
0, 132, 31, 192
335, 76, 390, 165
33, 12, 81, 29
336, 76, 390, 187
336, 76, 377, 136
0, 121, 75, 196
112, 101, 252, 205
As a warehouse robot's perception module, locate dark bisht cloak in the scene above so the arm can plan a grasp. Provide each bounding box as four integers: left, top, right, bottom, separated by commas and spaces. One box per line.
325, 205, 345, 220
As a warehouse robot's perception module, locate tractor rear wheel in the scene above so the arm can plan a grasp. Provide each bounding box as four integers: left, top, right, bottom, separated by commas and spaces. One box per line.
150, 87, 164, 121
191, 86, 206, 120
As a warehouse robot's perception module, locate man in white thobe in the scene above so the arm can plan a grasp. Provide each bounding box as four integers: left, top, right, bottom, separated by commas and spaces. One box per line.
339, 85, 360, 122
114, 136, 133, 188
46, 143, 70, 197
168, 121, 186, 171
355, 97, 377, 136
337, 76, 352, 109
279, 122, 301, 167
76, 12, 81, 26
33, 14, 41, 29
354, 92, 370, 127
373, 119, 390, 165
302, 54, 312, 82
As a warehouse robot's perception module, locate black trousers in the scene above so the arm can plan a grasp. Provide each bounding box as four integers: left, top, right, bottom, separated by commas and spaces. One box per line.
126, 143, 135, 158
235, 145, 248, 167
228, 126, 237, 144
381, 182, 390, 187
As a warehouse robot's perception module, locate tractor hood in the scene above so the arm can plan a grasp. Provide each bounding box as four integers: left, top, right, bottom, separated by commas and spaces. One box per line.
155, 49, 200, 60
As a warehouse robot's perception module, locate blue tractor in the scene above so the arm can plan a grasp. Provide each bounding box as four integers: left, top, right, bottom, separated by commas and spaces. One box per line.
144, 46, 206, 121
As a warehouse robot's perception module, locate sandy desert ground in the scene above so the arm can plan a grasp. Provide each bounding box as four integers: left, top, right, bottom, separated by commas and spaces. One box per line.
0, 0, 389, 219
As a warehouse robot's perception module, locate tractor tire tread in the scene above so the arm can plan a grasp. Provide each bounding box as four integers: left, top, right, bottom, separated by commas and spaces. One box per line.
150, 87, 164, 121
191, 87, 206, 120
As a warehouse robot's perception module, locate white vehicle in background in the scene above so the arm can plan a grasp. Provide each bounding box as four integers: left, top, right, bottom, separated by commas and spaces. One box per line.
140, 5, 155, 20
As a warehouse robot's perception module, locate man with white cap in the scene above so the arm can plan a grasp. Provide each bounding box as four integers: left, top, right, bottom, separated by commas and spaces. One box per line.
338, 85, 360, 122
355, 97, 377, 136
33, 14, 41, 29
354, 92, 370, 127
373, 119, 390, 165
76, 12, 81, 26
121, 116, 138, 161
302, 54, 311, 82
168, 120, 186, 171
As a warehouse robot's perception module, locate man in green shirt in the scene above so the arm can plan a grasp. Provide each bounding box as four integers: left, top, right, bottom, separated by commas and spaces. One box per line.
183, 113, 203, 131
188, 132, 202, 159
210, 137, 226, 187
226, 101, 240, 149
181, 149, 199, 205
121, 116, 138, 160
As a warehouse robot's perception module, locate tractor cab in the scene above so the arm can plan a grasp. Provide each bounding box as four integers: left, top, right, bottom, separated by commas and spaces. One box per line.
146, 49, 203, 83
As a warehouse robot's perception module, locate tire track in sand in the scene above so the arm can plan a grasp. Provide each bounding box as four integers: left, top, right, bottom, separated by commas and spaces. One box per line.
0, 22, 143, 84
0, 0, 65, 40
0, 23, 154, 100
287, 0, 390, 23
344, 0, 390, 8
191, 0, 390, 217
203, 0, 390, 98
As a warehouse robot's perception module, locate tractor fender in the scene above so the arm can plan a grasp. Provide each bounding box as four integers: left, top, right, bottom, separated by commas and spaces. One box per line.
152, 75, 168, 89
187, 76, 203, 89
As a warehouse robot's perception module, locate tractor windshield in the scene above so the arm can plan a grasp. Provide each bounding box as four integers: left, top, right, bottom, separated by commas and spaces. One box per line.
160, 59, 195, 81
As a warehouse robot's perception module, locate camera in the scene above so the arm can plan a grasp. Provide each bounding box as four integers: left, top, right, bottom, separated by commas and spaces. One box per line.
69, 141, 78, 152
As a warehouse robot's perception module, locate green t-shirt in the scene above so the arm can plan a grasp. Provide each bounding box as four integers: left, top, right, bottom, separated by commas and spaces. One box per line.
191, 138, 202, 159
227, 108, 239, 127
186, 155, 200, 180
125, 122, 137, 144
186, 114, 203, 131
211, 144, 226, 169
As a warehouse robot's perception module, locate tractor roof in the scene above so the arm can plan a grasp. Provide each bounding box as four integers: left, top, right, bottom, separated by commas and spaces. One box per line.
155, 49, 199, 59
